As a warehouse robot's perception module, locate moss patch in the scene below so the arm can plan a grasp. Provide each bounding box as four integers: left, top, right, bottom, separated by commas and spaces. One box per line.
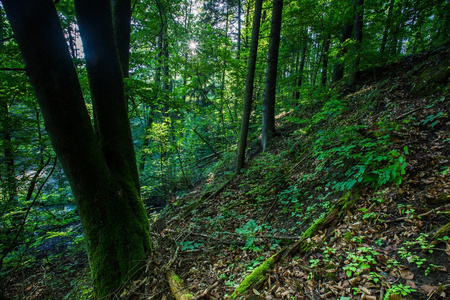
231, 256, 275, 298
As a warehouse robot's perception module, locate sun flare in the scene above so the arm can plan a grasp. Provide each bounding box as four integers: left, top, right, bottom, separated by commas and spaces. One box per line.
188, 41, 198, 51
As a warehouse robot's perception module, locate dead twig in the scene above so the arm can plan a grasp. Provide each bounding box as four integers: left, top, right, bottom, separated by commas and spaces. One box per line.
385, 203, 450, 223
191, 281, 219, 300
395, 107, 422, 120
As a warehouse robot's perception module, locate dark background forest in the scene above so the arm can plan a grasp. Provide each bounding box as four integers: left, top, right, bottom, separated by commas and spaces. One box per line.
0, 0, 449, 299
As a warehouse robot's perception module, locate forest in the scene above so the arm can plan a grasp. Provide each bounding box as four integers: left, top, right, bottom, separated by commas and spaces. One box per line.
0, 0, 449, 299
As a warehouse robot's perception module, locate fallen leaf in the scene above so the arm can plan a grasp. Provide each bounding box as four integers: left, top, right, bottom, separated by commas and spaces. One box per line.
405, 280, 417, 289
421, 285, 437, 293
401, 270, 414, 279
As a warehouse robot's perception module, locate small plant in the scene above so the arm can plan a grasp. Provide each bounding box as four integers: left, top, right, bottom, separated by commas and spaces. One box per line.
387, 259, 400, 268
235, 220, 266, 251
309, 258, 321, 268
343, 248, 377, 277
398, 246, 427, 268
369, 271, 383, 283
178, 240, 203, 251
422, 111, 445, 127
360, 207, 377, 220
384, 284, 416, 299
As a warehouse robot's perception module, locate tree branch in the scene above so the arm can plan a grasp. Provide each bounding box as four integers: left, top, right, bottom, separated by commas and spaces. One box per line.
0, 67, 26, 72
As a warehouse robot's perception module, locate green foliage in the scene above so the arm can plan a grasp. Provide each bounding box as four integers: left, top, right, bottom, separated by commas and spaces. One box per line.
178, 240, 203, 251
343, 247, 378, 278
235, 220, 271, 252
291, 88, 410, 194
384, 284, 416, 299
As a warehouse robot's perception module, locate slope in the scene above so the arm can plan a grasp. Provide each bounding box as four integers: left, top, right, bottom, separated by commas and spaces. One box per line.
124, 44, 450, 299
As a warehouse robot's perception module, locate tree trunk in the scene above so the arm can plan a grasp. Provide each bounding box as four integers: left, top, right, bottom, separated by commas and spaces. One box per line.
348, 0, 364, 89
332, 23, 353, 83
0, 99, 17, 206
111, 0, 131, 78
262, 0, 283, 152
294, 44, 307, 101
380, 0, 394, 54
1, 0, 151, 298
237, 0, 242, 60
321, 34, 331, 86
0, 8, 4, 49
235, 0, 263, 173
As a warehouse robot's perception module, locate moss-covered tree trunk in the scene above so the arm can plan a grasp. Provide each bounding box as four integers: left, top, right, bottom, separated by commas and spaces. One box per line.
1, 0, 151, 298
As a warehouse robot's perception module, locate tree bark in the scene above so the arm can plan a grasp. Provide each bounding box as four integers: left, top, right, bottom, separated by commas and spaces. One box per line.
332, 23, 353, 83
0, 99, 17, 206
321, 34, 331, 86
1, 0, 151, 298
261, 0, 283, 152
294, 43, 307, 101
237, 0, 242, 60
235, 0, 263, 173
380, 0, 394, 54
348, 0, 364, 89
111, 0, 131, 78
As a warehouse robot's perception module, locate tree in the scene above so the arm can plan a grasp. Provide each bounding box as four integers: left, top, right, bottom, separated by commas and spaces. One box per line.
236, 0, 263, 173
261, 0, 284, 152
1, 0, 151, 298
332, 22, 353, 84
348, 0, 364, 88
321, 33, 331, 86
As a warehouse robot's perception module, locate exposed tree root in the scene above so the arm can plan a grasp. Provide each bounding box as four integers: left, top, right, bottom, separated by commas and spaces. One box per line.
431, 221, 450, 246
230, 191, 356, 298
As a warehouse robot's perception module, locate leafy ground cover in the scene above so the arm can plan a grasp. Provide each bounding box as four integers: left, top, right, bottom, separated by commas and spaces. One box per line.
2, 45, 449, 299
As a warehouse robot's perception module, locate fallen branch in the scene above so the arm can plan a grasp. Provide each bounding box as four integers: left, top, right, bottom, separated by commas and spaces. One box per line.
0, 67, 26, 72
385, 203, 450, 223
192, 281, 219, 300
395, 107, 422, 120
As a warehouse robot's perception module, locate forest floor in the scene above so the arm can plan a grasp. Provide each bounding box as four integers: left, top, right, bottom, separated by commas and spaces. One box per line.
2, 45, 449, 299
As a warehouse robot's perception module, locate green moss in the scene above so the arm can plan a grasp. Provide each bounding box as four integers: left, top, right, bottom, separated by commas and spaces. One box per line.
80, 178, 152, 299
302, 216, 325, 239
231, 257, 275, 298
173, 274, 181, 283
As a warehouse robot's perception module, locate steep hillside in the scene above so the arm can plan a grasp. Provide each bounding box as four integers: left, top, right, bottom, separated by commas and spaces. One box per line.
130, 45, 449, 299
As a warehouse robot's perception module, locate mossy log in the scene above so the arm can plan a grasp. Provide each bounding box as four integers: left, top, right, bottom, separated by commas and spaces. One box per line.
230, 191, 355, 298
167, 270, 194, 300
230, 254, 278, 298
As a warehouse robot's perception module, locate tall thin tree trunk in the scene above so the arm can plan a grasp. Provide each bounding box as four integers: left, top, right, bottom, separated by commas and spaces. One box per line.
139, 108, 153, 173
380, 0, 394, 54
237, 0, 242, 60
332, 23, 353, 83
0, 100, 17, 205
294, 44, 307, 101
235, 0, 263, 173
321, 34, 331, 86
261, 0, 283, 152
348, 0, 364, 89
